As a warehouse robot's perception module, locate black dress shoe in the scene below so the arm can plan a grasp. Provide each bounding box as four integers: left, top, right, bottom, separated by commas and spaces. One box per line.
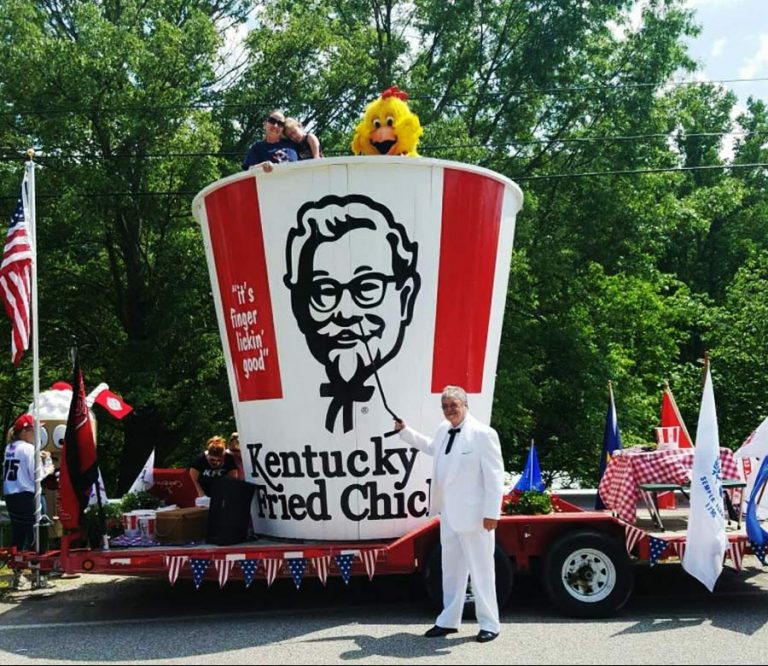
476, 630, 499, 643
424, 625, 458, 638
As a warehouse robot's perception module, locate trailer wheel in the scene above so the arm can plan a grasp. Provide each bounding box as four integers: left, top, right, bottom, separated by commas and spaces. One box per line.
424, 542, 514, 615
542, 530, 633, 618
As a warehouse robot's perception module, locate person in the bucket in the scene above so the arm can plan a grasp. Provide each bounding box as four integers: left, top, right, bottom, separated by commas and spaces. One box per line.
241, 109, 298, 172
284, 117, 322, 160
393, 386, 505, 643
189, 436, 238, 497
284, 194, 421, 434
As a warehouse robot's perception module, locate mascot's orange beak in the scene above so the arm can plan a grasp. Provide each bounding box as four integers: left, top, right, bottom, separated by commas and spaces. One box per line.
370, 126, 398, 155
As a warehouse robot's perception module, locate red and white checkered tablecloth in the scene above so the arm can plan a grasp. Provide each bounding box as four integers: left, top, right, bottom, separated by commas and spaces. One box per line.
597, 446, 740, 524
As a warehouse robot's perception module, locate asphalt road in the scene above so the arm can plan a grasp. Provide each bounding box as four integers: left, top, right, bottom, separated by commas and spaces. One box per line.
1, 562, 768, 664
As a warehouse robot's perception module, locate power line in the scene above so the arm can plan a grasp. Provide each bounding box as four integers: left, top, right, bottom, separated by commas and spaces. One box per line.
0, 129, 762, 163
3, 77, 768, 117
1, 162, 765, 201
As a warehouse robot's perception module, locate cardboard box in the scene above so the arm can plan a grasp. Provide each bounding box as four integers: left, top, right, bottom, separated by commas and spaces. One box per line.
155, 507, 208, 544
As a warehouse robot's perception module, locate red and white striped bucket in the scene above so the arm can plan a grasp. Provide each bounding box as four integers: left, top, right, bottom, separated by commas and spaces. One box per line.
193, 157, 523, 540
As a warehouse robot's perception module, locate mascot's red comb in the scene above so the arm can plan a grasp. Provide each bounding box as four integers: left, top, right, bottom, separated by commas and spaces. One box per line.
381, 85, 409, 101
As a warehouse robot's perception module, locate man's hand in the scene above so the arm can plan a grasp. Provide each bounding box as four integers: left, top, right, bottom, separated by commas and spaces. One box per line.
483, 518, 498, 531
393, 419, 406, 433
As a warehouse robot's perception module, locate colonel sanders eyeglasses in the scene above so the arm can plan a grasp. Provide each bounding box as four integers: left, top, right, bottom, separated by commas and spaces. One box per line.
309, 273, 399, 313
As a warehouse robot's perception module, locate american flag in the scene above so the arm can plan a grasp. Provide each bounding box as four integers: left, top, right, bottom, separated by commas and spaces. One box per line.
623, 523, 645, 554
0, 174, 32, 366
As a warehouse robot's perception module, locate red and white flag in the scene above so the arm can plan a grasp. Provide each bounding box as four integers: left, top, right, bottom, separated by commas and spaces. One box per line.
312, 556, 331, 586
661, 386, 693, 448
360, 549, 379, 580
90, 383, 133, 419
727, 541, 746, 572
264, 558, 282, 587
214, 559, 235, 588
624, 523, 646, 554
164, 555, 188, 585
0, 173, 32, 366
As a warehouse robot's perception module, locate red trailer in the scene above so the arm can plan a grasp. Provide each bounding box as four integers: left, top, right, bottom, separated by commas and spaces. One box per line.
6, 492, 754, 618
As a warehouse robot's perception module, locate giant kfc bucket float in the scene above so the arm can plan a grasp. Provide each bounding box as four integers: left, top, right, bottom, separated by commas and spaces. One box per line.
193, 156, 523, 540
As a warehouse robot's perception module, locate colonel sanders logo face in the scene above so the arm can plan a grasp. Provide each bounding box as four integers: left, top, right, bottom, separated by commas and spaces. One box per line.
284, 194, 421, 433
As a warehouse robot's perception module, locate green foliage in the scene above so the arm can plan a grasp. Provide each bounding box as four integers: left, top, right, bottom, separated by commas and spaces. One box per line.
0, 0, 766, 490
503, 490, 553, 516
119, 491, 162, 513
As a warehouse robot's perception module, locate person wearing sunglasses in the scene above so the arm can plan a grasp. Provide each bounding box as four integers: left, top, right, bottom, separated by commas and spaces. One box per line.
241, 110, 298, 172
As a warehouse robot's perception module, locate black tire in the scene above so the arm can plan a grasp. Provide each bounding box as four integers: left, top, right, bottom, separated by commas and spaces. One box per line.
424, 541, 514, 616
542, 530, 633, 618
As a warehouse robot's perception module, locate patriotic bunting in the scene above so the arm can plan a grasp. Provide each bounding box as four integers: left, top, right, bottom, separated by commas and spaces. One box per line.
286, 558, 307, 589
312, 556, 331, 586
239, 559, 260, 588
670, 540, 686, 560
360, 549, 379, 580
334, 554, 355, 584
727, 541, 746, 572
190, 558, 210, 589
624, 523, 646, 554
751, 541, 767, 566
264, 558, 283, 587
164, 555, 188, 586
214, 559, 235, 588
649, 536, 670, 566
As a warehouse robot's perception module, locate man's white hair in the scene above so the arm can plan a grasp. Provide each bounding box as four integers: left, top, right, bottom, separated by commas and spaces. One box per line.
441, 385, 468, 405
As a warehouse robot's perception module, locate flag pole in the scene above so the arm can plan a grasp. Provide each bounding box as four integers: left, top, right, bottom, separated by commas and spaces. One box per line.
25, 150, 43, 560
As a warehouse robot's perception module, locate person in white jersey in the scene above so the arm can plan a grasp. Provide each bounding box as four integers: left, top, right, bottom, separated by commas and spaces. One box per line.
3, 414, 40, 551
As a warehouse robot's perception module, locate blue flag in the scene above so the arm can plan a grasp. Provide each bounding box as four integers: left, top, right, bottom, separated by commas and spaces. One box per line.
190, 558, 210, 589
746, 456, 768, 548
595, 384, 622, 509
334, 554, 355, 584
239, 559, 260, 588
514, 441, 545, 492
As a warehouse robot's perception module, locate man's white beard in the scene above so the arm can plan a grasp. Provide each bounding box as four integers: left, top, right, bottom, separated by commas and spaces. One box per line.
329, 347, 368, 382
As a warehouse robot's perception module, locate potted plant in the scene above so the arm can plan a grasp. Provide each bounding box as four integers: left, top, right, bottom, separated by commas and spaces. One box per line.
503, 489, 553, 515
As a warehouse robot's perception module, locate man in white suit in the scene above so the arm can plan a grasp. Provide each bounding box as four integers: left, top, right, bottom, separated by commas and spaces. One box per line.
394, 385, 505, 643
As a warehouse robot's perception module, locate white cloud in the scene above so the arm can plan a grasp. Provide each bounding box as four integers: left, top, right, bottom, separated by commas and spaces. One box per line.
739, 34, 768, 78
711, 37, 727, 58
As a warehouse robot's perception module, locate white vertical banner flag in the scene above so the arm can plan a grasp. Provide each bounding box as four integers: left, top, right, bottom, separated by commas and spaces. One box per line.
682, 365, 727, 591
128, 448, 155, 495
87, 469, 109, 506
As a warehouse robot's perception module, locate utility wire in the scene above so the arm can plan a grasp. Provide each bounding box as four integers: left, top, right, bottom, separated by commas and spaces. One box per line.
0, 129, 763, 163
1, 162, 766, 201
2, 77, 768, 117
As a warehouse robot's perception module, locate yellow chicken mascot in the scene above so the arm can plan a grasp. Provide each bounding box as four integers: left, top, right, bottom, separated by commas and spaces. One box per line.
352, 86, 423, 157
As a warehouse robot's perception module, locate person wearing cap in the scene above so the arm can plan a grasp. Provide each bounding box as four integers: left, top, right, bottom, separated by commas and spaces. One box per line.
3, 414, 40, 551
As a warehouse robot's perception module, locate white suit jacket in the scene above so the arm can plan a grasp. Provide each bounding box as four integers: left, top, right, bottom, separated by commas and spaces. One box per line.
399, 413, 505, 533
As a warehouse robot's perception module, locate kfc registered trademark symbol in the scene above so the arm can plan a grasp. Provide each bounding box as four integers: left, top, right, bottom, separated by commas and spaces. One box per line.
361, 407, 369, 414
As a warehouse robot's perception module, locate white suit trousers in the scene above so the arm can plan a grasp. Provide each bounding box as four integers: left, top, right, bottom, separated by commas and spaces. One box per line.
436, 521, 500, 633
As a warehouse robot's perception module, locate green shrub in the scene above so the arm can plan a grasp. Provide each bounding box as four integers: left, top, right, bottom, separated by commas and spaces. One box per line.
503, 490, 553, 515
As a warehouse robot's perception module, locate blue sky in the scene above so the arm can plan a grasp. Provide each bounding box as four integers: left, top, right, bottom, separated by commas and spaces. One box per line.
683, 0, 768, 109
